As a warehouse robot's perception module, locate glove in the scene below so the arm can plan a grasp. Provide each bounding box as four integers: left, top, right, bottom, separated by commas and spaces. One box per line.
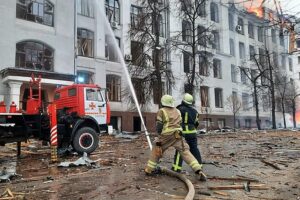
197, 170, 207, 182
154, 146, 162, 157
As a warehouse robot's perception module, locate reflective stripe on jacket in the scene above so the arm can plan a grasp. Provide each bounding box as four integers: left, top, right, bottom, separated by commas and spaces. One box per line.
156, 107, 182, 135
177, 102, 199, 134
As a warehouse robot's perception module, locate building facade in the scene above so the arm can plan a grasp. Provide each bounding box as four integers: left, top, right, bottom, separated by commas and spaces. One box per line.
0, 0, 297, 132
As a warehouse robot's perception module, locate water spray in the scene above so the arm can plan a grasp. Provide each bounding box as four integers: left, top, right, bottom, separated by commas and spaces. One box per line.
98, 2, 152, 150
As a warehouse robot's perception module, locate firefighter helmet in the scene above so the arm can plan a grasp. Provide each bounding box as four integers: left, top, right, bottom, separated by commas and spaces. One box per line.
161, 95, 175, 108
183, 93, 193, 105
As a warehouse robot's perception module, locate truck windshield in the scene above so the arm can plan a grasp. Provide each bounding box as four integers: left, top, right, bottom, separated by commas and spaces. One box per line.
86, 88, 103, 102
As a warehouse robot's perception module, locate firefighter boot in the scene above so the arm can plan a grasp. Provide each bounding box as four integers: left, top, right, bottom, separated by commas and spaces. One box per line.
196, 170, 207, 181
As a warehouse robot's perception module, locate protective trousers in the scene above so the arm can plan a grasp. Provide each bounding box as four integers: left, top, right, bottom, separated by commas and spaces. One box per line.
172, 133, 202, 172
145, 132, 202, 174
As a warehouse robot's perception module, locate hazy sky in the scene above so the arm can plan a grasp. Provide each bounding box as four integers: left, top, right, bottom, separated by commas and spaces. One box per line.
280, 0, 300, 17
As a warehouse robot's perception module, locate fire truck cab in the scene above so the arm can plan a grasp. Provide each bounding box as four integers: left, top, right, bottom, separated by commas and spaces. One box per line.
53, 84, 110, 153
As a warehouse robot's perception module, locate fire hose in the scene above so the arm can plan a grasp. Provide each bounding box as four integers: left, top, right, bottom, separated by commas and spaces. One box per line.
160, 167, 195, 200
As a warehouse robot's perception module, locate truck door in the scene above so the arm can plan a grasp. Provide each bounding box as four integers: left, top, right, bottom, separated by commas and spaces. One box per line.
84, 88, 107, 125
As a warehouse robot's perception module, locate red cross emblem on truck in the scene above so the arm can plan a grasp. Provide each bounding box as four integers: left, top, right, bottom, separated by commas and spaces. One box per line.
89, 102, 96, 110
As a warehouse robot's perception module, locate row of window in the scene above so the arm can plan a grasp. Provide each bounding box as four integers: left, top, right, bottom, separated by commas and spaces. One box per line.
228, 11, 285, 46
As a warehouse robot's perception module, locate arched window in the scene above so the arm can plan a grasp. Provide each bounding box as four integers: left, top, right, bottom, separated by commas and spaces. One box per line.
105, 0, 120, 24
77, 28, 94, 57
106, 75, 121, 102
16, 0, 54, 26
210, 2, 219, 22
15, 41, 54, 71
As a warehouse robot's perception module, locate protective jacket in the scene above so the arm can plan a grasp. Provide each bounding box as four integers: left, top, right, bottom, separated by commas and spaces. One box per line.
156, 107, 182, 135
177, 101, 199, 134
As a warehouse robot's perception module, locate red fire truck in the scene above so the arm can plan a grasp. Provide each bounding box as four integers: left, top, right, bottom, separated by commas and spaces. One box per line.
0, 75, 110, 155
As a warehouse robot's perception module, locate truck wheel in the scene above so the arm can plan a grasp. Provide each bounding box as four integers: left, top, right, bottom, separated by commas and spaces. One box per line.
72, 127, 99, 154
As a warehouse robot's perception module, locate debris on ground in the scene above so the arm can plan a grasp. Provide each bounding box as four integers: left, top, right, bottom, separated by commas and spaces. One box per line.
114, 132, 140, 139
0, 188, 26, 199
0, 168, 19, 182
0, 131, 299, 199
57, 152, 97, 167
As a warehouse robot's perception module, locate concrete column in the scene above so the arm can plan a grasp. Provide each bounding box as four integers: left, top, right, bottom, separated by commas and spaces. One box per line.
8, 81, 22, 109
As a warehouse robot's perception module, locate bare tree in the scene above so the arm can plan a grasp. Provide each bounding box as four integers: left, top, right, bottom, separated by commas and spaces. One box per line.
170, 0, 213, 95
274, 73, 292, 128
127, 0, 173, 107
225, 94, 241, 132
240, 51, 270, 130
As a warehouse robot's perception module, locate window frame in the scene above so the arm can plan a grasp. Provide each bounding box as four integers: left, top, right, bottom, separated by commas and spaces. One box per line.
105, 0, 120, 24
16, 0, 54, 27
15, 40, 54, 71
77, 28, 94, 58
106, 74, 121, 102
214, 88, 223, 108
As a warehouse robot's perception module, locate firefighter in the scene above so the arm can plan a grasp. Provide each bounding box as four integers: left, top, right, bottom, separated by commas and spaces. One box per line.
171, 93, 206, 181
145, 94, 206, 181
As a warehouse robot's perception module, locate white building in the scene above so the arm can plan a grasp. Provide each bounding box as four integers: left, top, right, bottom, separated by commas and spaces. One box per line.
0, 0, 296, 131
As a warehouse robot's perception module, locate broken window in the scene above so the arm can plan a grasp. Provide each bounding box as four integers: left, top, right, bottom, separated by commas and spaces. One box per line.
16, 0, 54, 26
15, 41, 54, 71
258, 27, 263, 42
212, 31, 220, 50
77, 71, 93, 84
242, 93, 250, 110
248, 22, 254, 39
130, 5, 143, 29
196, 0, 206, 17
105, 35, 119, 62
214, 88, 223, 108
152, 13, 166, 37
231, 64, 237, 83
262, 94, 269, 112
105, 0, 120, 24
210, 2, 219, 22
259, 48, 265, 66
271, 29, 276, 43
249, 45, 255, 60
131, 41, 144, 66
132, 78, 145, 104
198, 25, 207, 47
77, 28, 94, 57
106, 75, 121, 102
183, 51, 192, 73
182, 20, 192, 43
237, 18, 244, 34
228, 12, 234, 31
152, 48, 165, 66
281, 55, 286, 69
200, 86, 209, 107
217, 119, 225, 128
230, 39, 235, 56
213, 59, 222, 79
240, 68, 247, 84
245, 119, 251, 128
77, 0, 94, 17
199, 55, 209, 76
289, 58, 293, 71
239, 42, 245, 59
280, 34, 284, 46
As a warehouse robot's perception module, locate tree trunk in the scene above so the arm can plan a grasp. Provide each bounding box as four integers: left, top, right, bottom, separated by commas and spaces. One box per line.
153, 4, 162, 104
281, 100, 286, 128
266, 49, 276, 129
293, 100, 296, 128
233, 113, 236, 132
253, 83, 261, 130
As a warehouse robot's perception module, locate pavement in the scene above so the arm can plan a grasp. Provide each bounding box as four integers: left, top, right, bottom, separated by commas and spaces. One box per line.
0, 130, 299, 200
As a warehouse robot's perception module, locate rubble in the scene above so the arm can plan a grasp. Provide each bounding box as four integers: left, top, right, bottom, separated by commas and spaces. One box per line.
0, 131, 299, 199
58, 152, 97, 167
